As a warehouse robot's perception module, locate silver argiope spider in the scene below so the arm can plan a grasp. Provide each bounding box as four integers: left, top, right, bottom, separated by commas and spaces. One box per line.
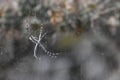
27, 24, 58, 59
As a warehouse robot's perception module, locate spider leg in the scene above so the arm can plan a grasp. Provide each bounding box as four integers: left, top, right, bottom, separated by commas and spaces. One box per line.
29, 36, 38, 43
39, 27, 43, 38
32, 27, 44, 59
40, 32, 47, 40
39, 43, 59, 58
34, 42, 39, 59
29, 35, 41, 59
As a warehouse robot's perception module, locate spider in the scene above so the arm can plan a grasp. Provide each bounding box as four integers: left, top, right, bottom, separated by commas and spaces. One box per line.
28, 26, 59, 60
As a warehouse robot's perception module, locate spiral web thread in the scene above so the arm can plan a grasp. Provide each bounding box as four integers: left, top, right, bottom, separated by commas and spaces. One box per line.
25, 19, 59, 59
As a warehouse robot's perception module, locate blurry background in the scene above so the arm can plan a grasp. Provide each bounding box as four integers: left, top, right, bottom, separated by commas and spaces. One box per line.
0, 0, 120, 80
